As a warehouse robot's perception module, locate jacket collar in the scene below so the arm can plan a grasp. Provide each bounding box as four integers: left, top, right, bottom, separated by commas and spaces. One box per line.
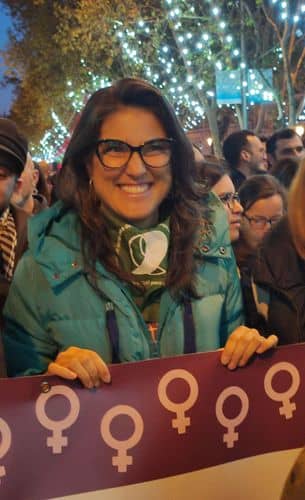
195, 192, 232, 260
28, 196, 232, 290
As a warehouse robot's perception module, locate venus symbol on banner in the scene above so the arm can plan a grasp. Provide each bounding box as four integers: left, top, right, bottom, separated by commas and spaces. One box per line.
215, 386, 249, 448
0, 418, 11, 484
100, 405, 144, 473
264, 362, 300, 419
158, 369, 199, 434
35, 385, 80, 453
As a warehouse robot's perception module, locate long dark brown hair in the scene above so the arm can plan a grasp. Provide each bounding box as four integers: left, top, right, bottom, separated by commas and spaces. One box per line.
57, 78, 209, 296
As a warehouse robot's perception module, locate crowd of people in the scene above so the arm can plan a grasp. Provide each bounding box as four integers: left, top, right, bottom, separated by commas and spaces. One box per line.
0, 77, 304, 496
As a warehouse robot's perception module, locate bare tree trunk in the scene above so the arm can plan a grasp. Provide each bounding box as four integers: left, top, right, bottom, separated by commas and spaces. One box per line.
296, 95, 305, 121
202, 96, 222, 157
284, 54, 296, 125
235, 105, 243, 129
254, 105, 265, 134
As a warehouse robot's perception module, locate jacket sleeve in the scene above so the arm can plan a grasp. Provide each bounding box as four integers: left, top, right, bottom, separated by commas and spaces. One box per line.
3, 256, 58, 377
219, 246, 244, 346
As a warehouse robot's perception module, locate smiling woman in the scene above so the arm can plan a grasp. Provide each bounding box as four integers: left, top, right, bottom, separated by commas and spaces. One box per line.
3, 78, 278, 387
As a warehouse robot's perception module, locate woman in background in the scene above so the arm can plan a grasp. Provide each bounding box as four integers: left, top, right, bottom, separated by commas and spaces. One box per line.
254, 158, 305, 344
234, 174, 286, 268
199, 160, 243, 243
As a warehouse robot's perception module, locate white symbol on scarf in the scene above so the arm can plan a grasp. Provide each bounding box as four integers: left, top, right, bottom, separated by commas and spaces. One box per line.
0, 418, 11, 484
36, 385, 80, 453
264, 362, 300, 419
215, 386, 249, 448
100, 405, 144, 472
129, 230, 168, 275
158, 369, 199, 434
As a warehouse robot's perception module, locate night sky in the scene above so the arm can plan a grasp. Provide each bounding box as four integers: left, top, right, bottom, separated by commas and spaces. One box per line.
0, 7, 13, 115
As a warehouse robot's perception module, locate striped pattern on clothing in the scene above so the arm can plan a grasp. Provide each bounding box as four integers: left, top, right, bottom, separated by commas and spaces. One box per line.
0, 208, 17, 282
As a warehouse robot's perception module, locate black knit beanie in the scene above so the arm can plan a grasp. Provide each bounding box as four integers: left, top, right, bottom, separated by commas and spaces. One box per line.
0, 118, 28, 176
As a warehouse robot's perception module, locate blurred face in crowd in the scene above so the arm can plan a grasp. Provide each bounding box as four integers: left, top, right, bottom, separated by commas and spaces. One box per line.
241, 194, 284, 249
12, 153, 38, 208
242, 135, 268, 173
0, 166, 21, 214
89, 106, 173, 228
269, 134, 305, 167
212, 174, 243, 242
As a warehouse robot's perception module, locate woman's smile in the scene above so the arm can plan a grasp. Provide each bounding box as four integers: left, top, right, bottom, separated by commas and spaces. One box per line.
118, 183, 152, 194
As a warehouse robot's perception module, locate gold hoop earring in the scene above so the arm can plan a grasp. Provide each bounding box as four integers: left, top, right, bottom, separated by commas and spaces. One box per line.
89, 178, 98, 205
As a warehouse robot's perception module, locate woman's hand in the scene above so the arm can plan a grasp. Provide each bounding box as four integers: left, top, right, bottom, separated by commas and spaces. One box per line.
47, 346, 111, 388
221, 326, 278, 370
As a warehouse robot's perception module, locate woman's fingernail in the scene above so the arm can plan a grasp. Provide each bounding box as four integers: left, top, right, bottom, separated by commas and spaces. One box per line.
103, 373, 111, 384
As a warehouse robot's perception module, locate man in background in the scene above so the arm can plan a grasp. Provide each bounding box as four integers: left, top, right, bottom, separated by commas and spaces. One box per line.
223, 130, 268, 190
0, 118, 29, 377
267, 128, 305, 169
12, 152, 48, 214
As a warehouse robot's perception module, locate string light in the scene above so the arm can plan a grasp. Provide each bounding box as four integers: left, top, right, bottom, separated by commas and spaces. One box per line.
34, 0, 305, 160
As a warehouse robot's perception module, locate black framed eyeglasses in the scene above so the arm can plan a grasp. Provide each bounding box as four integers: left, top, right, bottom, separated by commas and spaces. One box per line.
218, 192, 240, 210
244, 214, 282, 229
95, 138, 174, 170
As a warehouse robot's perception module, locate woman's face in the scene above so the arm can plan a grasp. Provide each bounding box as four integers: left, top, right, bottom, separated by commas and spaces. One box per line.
242, 194, 284, 249
212, 174, 243, 242
89, 106, 172, 228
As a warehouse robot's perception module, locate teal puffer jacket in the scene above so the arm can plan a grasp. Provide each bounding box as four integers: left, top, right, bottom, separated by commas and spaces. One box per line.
3, 197, 243, 376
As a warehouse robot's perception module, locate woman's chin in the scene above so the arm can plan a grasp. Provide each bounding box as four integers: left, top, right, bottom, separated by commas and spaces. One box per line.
230, 229, 240, 243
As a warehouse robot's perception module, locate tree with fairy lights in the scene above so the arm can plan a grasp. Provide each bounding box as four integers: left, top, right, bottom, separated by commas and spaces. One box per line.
241, 0, 305, 126
3, 0, 305, 160
113, 1, 245, 156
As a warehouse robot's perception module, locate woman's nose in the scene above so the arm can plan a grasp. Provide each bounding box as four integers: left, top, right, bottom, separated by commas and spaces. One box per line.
124, 151, 147, 176
231, 199, 244, 214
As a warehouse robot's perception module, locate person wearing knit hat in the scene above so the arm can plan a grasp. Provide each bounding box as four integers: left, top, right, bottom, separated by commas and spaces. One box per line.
0, 119, 29, 378
0, 118, 28, 177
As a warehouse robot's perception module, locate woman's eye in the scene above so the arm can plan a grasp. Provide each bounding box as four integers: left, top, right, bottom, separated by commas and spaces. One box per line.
145, 142, 169, 155
104, 143, 126, 154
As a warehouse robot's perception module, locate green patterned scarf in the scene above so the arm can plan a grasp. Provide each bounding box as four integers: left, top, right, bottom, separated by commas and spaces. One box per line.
102, 206, 170, 323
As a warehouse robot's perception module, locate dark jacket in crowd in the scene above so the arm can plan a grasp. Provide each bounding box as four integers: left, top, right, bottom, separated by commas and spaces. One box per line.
233, 237, 269, 336
253, 216, 305, 345
230, 168, 246, 191
0, 204, 28, 377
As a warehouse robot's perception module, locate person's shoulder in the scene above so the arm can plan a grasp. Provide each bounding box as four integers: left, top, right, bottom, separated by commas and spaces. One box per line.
28, 201, 79, 246
254, 216, 292, 282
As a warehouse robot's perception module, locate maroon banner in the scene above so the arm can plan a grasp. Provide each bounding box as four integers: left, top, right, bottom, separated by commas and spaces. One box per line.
1, 344, 305, 499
